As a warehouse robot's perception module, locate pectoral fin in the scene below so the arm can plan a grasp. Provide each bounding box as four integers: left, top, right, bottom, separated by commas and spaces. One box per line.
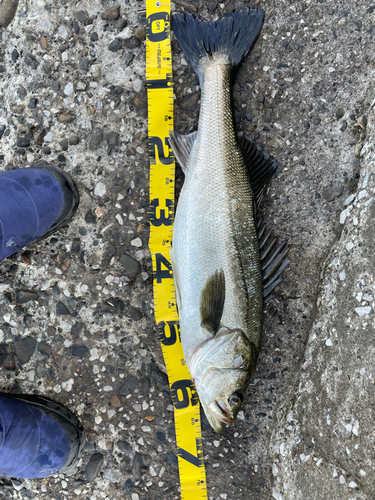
200, 269, 225, 334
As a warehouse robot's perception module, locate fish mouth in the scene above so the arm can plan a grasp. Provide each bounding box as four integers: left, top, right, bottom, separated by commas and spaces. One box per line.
208, 400, 234, 426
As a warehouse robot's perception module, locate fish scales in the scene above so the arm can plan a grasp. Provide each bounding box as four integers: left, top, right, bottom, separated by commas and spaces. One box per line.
173, 61, 263, 364
170, 8, 271, 432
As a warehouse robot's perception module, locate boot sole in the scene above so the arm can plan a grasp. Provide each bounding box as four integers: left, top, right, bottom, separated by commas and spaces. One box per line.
0, 393, 85, 475
31, 163, 80, 242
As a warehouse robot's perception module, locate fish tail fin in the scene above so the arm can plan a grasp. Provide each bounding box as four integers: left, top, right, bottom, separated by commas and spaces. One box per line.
172, 8, 264, 78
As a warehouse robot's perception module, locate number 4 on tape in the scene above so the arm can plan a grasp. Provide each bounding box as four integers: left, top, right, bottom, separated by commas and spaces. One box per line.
146, 0, 207, 499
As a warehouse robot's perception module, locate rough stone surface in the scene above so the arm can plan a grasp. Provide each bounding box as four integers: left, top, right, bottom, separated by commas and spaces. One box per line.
85, 453, 104, 482
0, 1, 374, 499
14, 337, 36, 365
271, 96, 375, 500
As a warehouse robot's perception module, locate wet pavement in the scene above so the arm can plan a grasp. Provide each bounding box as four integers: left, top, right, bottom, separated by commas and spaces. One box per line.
0, 0, 375, 499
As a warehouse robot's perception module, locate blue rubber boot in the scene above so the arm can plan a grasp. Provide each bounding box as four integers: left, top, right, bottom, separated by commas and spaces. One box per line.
0, 164, 79, 261
0, 393, 85, 478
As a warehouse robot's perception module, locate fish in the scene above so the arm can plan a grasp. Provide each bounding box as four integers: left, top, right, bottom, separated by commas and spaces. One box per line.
169, 8, 290, 433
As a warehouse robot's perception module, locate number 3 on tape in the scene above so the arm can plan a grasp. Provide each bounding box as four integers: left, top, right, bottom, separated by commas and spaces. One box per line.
146, 1, 207, 499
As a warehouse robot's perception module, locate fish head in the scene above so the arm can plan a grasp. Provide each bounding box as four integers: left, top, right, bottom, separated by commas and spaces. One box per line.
190, 327, 256, 433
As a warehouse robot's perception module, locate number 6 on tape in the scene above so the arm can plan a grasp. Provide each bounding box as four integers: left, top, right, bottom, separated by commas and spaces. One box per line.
146, 1, 208, 499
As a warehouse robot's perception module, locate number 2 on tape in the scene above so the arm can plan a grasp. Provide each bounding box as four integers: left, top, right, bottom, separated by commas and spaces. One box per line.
146, 0, 207, 498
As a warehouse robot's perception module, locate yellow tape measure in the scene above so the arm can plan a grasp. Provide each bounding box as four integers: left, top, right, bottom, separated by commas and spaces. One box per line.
146, 1, 207, 498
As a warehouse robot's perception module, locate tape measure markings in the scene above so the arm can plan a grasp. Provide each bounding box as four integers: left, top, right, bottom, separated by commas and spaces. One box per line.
146, 1, 207, 498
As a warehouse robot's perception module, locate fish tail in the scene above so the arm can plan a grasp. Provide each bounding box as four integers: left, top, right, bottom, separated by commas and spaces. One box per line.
172, 8, 264, 78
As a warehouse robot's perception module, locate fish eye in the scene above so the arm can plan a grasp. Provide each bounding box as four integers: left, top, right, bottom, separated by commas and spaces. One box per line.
228, 391, 243, 407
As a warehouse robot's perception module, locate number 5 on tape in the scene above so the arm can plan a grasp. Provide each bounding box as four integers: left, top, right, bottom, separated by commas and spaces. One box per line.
146, 1, 207, 498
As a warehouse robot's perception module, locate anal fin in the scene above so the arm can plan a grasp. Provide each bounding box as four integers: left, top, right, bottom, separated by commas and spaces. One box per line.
257, 215, 291, 301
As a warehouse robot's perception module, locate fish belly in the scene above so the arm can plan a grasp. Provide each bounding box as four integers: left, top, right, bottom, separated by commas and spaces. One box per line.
172, 64, 263, 367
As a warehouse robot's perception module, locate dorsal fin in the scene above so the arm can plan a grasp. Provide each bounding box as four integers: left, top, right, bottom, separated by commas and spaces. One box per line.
256, 215, 291, 303
169, 130, 198, 172
238, 135, 280, 206
200, 268, 225, 334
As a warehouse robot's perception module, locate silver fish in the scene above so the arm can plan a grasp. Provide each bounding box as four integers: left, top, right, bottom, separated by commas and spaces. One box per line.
170, 8, 290, 432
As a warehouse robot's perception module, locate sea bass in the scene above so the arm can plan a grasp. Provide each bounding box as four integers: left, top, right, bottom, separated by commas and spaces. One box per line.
170, 8, 290, 433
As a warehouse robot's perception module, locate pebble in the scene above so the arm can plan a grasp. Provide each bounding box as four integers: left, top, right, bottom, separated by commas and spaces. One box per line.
132, 452, 145, 480
16, 138, 30, 148
113, 17, 127, 30
70, 322, 85, 338
72, 345, 89, 357
11, 49, 19, 63
16, 291, 38, 303
131, 237, 142, 248
74, 80, 86, 91
101, 6, 120, 20
119, 253, 141, 280
14, 337, 36, 364
150, 364, 169, 389
117, 440, 132, 454
69, 135, 80, 145
94, 182, 107, 197
75, 10, 88, 23
125, 478, 134, 494
64, 83, 74, 96
85, 453, 104, 482
79, 57, 89, 71
110, 394, 121, 407
127, 306, 142, 321
56, 301, 70, 316
105, 131, 119, 146
89, 128, 104, 151
62, 378, 74, 392
58, 26, 68, 38
91, 64, 101, 79
59, 139, 68, 151
123, 36, 140, 49
119, 375, 139, 395
59, 113, 75, 123
104, 470, 122, 483
40, 37, 48, 50
28, 98, 37, 109
355, 306, 371, 316
134, 26, 146, 41
38, 341, 52, 356
166, 451, 178, 468
207, 0, 218, 10
133, 79, 143, 92
108, 39, 122, 52
173, 0, 198, 12
24, 54, 39, 69
124, 52, 134, 66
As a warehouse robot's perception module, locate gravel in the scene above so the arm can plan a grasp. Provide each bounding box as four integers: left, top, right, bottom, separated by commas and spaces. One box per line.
0, 0, 374, 499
